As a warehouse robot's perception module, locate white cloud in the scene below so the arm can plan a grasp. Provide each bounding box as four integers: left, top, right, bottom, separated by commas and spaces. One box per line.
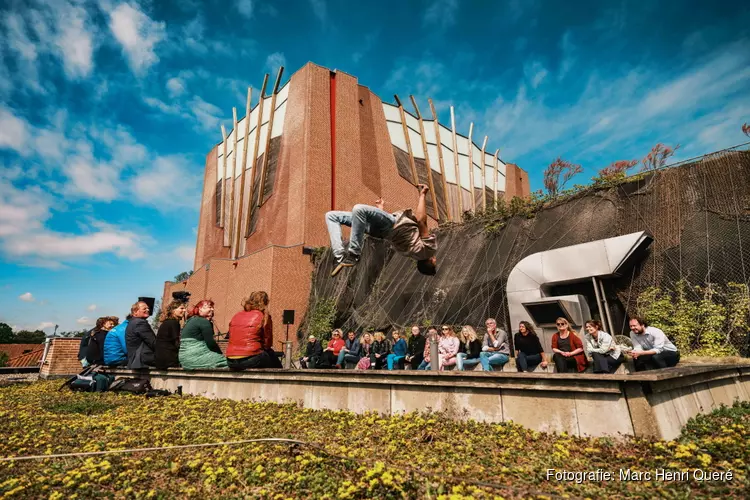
166, 77, 186, 97
76, 316, 93, 326
87, 304, 97, 311
189, 96, 224, 131
106, 2, 166, 75
19, 292, 35, 302
524, 61, 548, 89
130, 155, 199, 208
54, 2, 95, 78
0, 107, 30, 152
236, 0, 254, 18
264, 52, 286, 73
423, 0, 458, 29
175, 244, 195, 262
37, 321, 56, 331
309, 0, 326, 23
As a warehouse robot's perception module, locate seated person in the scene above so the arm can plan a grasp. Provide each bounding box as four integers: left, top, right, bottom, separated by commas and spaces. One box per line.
355, 333, 374, 370
125, 301, 157, 369
327, 184, 437, 277
300, 335, 323, 369
438, 325, 459, 370
628, 316, 680, 371
405, 325, 425, 370
154, 302, 185, 370
456, 326, 482, 371
179, 300, 228, 370
336, 331, 361, 368
103, 316, 130, 367
417, 327, 438, 370
551, 317, 588, 373
319, 329, 345, 368
226, 292, 281, 370
514, 321, 548, 372
386, 330, 407, 370
584, 319, 624, 374
479, 318, 510, 371
86, 316, 118, 365
371, 331, 391, 370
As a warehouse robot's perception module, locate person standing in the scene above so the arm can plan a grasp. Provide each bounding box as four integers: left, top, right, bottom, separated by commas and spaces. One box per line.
154, 302, 185, 370
628, 317, 680, 371
125, 301, 157, 369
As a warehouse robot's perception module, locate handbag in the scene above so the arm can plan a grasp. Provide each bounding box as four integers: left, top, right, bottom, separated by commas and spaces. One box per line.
356, 357, 371, 370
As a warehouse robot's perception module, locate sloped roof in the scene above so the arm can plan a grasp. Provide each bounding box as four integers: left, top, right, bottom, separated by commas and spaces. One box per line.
0, 344, 45, 368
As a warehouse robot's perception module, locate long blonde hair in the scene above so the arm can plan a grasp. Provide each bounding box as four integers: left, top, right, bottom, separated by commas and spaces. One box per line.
373, 331, 385, 342
361, 332, 373, 345
460, 326, 477, 343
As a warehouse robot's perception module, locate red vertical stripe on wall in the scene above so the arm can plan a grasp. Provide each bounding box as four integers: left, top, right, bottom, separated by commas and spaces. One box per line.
330, 71, 336, 210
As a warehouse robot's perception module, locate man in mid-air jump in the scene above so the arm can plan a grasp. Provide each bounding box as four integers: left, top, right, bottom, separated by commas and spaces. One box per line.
325, 184, 437, 277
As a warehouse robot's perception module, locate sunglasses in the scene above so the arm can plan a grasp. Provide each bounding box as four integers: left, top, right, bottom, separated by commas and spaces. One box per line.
556, 322, 567, 326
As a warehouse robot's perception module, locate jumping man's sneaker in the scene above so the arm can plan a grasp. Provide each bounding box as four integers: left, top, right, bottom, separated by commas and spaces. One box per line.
331, 253, 359, 277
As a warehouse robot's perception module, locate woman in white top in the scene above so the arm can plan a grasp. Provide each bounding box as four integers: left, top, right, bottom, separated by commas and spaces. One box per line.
584, 320, 624, 374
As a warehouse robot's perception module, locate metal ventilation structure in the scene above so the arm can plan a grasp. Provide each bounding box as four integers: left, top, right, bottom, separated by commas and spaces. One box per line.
506, 231, 653, 350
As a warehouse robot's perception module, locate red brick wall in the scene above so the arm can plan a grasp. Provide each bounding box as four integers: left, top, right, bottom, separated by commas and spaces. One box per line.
40, 338, 82, 378
504, 163, 530, 199
195, 146, 229, 270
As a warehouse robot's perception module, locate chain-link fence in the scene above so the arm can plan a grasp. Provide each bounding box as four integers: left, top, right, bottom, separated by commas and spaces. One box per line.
304, 144, 750, 356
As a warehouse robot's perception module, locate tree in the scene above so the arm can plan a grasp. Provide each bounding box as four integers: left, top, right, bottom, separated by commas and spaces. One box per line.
0, 352, 8, 368
641, 143, 680, 171
12, 330, 46, 344
743, 123, 750, 137
150, 299, 162, 330
0, 323, 13, 344
543, 157, 583, 196
173, 270, 194, 283
598, 159, 638, 179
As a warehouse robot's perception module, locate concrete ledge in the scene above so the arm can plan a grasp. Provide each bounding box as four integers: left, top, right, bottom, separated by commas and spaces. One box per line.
102, 364, 749, 440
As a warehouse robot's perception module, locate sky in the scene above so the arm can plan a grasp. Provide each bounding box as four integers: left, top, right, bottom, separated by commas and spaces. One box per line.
1, 0, 749, 333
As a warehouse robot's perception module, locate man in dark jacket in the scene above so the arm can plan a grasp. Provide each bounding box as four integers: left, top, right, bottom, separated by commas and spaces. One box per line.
125, 301, 156, 369
405, 325, 426, 370
300, 335, 323, 369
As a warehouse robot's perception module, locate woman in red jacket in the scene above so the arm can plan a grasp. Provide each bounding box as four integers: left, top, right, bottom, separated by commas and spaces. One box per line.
319, 329, 346, 368
551, 317, 588, 373
226, 291, 281, 370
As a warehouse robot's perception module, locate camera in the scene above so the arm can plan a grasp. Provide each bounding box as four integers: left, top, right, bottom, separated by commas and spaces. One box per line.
172, 291, 191, 303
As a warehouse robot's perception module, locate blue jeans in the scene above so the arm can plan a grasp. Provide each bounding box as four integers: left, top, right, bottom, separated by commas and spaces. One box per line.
325, 205, 396, 261
336, 351, 360, 367
456, 353, 481, 371
417, 359, 431, 370
516, 352, 542, 372
386, 354, 405, 370
479, 352, 509, 371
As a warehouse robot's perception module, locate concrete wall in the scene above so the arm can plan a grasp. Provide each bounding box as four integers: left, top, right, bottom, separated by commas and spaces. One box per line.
101, 364, 749, 440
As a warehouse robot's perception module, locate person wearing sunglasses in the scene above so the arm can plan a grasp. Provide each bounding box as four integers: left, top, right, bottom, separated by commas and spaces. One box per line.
551, 318, 588, 373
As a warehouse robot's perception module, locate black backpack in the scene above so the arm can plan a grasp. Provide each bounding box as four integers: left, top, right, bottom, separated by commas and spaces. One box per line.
110, 378, 152, 395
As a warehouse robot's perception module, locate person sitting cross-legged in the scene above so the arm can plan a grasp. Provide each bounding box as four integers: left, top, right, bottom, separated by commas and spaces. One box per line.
628, 316, 680, 371
386, 330, 408, 370
300, 335, 323, 369
514, 321, 548, 372
479, 318, 511, 371
551, 317, 588, 373
584, 319, 624, 374
456, 326, 482, 371
336, 331, 361, 368
326, 184, 437, 277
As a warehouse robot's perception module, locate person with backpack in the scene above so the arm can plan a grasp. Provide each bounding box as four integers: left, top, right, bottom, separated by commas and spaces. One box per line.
86, 316, 119, 365
103, 316, 130, 367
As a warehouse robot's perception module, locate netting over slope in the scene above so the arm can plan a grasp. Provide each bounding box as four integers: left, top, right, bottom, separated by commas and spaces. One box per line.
302, 147, 750, 352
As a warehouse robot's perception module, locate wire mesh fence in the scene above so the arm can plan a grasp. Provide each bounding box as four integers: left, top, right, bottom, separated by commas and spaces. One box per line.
304, 144, 750, 356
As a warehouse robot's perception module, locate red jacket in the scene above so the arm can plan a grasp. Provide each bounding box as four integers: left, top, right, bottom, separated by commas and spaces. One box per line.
551, 331, 588, 372
226, 310, 273, 358
326, 338, 345, 356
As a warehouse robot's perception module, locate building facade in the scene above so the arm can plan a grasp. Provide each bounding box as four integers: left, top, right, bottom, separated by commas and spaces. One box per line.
164, 62, 529, 347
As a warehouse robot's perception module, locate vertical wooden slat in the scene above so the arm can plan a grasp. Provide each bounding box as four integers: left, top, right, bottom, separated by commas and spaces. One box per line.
234, 87, 252, 257
493, 149, 500, 208
409, 96, 439, 220
428, 98, 452, 221
220, 124, 227, 229
480, 135, 488, 211
467, 122, 474, 212
258, 66, 284, 208
450, 106, 463, 216
245, 74, 269, 236
227, 107, 239, 255
394, 95, 418, 184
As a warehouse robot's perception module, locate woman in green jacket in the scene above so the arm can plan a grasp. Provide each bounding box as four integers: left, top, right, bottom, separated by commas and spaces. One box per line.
179, 300, 228, 370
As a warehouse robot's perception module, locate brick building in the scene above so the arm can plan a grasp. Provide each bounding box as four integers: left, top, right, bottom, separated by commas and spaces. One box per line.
163, 62, 529, 350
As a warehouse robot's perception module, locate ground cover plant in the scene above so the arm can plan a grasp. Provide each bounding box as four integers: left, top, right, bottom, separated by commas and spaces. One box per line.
0, 381, 747, 499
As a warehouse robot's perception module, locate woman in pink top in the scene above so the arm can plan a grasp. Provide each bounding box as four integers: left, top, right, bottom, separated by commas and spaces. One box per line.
438, 325, 460, 370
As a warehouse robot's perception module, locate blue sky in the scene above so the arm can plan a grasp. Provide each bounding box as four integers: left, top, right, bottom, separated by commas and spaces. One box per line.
1, 0, 749, 333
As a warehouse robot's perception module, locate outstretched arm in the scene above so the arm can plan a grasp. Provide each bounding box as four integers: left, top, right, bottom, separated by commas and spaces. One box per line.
414, 185, 430, 238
